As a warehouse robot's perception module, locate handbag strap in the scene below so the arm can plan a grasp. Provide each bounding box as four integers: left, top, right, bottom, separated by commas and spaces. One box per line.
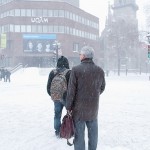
66, 110, 74, 146
67, 139, 74, 146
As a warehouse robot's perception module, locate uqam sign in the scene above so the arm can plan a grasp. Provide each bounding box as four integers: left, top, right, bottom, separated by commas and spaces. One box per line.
31, 17, 48, 24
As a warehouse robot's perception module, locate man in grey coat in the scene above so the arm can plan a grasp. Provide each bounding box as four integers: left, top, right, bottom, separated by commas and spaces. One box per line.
66, 46, 106, 150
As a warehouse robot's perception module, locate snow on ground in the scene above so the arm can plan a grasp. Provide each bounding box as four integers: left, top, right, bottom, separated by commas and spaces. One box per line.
0, 67, 150, 150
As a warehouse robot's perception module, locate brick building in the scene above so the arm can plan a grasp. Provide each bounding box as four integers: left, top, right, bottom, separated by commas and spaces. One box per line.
0, 0, 100, 67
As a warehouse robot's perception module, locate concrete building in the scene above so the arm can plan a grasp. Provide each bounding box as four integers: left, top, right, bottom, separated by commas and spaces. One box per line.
0, 0, 100, 67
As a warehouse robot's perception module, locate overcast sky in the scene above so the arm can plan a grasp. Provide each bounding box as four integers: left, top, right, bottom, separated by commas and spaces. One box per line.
80, 0, 146, 33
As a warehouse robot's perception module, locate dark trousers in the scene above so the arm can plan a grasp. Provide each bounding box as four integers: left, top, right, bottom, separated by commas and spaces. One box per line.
54, 101, 64, 133
74, 119, 98, 150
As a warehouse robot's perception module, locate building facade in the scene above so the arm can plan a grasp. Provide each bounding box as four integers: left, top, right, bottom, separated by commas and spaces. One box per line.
0, 0, 100, 67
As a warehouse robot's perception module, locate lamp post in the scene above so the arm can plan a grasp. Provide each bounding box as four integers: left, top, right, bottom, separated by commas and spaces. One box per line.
146, 32, 150, 59
146, 33, 150, 80
147, 33, 150, 43
53, 40, 60, 62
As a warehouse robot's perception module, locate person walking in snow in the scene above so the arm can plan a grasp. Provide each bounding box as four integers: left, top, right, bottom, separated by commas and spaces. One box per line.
66, 46, 106, 150
0, 68, 2, 81
47, 56, 71, 137
1, 68, 5, 82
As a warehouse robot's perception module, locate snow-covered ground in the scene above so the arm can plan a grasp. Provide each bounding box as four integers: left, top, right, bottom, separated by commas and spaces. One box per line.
0, 67, 150, 150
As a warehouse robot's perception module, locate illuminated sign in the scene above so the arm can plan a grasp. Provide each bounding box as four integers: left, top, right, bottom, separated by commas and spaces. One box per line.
23, 34, 56, 53
0, 34, 7, 48
31, 17, 48, 23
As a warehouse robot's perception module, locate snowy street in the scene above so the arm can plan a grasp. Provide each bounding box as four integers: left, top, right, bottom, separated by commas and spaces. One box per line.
0, 68, 150, 150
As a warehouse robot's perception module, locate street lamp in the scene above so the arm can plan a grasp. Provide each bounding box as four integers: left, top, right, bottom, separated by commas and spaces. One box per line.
146, 33, 150, 80
53, 40, 60, 62
146, 33, 150, 43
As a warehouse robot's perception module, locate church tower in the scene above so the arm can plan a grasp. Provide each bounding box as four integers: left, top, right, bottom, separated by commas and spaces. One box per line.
112, 0, 138, 24
101, 0, 140, 74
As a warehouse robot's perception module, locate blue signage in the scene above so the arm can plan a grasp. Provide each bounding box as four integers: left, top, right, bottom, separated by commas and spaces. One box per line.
23, 34, 57, 53
23, 34, 56, 40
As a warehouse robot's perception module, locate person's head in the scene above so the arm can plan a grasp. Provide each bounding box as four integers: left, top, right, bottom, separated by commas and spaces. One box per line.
37, 43, 42, 50
28, 41, 33, 49
79, 46, 94, 61
56, 56, 70, 69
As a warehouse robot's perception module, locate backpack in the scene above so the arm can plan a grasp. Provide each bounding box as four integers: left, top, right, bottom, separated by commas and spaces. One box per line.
60, 111, 75, 146
50, 69, 69, 101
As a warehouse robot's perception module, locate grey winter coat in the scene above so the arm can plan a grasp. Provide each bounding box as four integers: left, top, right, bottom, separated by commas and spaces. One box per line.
66, 58, 105, 121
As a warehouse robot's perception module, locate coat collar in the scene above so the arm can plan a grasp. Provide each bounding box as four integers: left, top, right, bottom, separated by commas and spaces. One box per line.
81, 58, 94, 64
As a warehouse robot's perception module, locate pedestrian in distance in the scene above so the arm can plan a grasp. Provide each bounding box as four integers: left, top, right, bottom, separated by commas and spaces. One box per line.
1, 68, 5, 82
66, 46, 106, 150
47, 56, 71, 137
5, 69, 11, 82
0, 68, 2, 81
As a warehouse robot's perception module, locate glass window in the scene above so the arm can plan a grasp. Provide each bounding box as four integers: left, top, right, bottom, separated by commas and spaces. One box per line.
76, 29, 79, 36
96, 23, 99, 29
78, 30, 81, 37
82, 17, 84, 24
70, 27, 73, 35
37, 25, 42, 33
48, 10, 53, 17
26, 25, 31, 32
43, 25, 48, 33
53, 10, 58, 17
70, 12, 73, 20
21, 25, 26, 32
4, 25, 9, 32
85, 32, 88, 38
21, 9, 26, 16
89, 21, 92, 27
73, 43, 79, 52
43, 9, 48, 17
32, 9, 36, 17
9, 9, 14, 16
15, 25, 20, 32
26, 9, 31, 16
15, 9, 20, 16
31, 25, 37, 33
3, 12, 7, 17
73, 13, 76, 21
37, 9, 42, 17
49, 26, 53, 33
54, 25, 58, 32
65, 11, 69, 19
81, 31, 84, 37
87, 20, 90, 26
73, 28, 76, 35
59, 26, 64, 33
76, 15, 78, 22
59, 10, 64, 17
10, 24, 14, 32
7, 11, 9, 17
1, 26, 4, 33
84, 19, 87, 25
78, 16, 82, 23
65, 26, 69, 34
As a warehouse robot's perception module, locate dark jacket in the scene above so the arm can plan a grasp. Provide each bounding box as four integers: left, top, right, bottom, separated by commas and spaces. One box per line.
66, 58, 106, 121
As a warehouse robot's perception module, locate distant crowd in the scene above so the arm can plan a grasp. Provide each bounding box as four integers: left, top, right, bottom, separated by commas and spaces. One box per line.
0, 68, 11, 82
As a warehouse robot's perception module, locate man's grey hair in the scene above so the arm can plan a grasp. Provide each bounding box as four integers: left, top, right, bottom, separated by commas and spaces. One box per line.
80, 46, 94, 59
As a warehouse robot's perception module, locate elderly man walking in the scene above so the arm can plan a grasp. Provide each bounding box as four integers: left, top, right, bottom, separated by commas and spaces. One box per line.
66, 46, 106, 150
